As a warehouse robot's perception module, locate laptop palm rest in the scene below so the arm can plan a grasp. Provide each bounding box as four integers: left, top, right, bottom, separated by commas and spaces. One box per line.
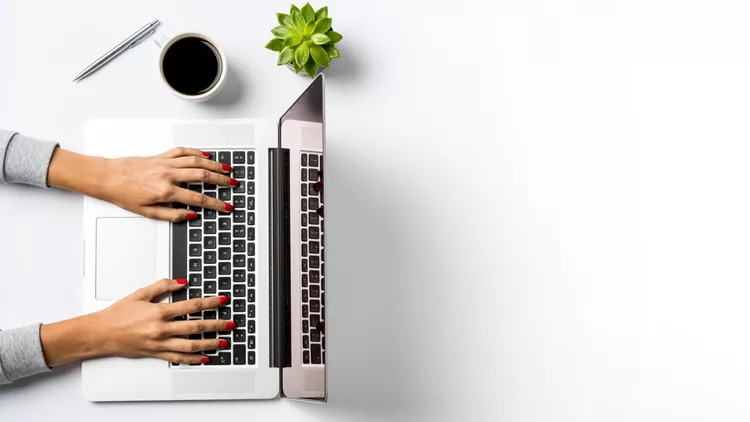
172, 371, 256, 394
96, 217, 157, 300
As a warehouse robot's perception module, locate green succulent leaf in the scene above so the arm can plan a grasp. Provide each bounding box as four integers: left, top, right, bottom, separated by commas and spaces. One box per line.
284, 35, 303, 47
277, 13, 292, 26
315, 6, 328, 20
291, 9, 305, 31
293, 59, 303, 74
311, 33, 331, 45
295, 42, 310, 67
324, 45, 340, 58
301, 3, 315, 22
278, 46, 295, 65
265, 38, 285, 52
303, 20, 315, 37
290, 4, 300, 15
313, 18, 332, 34
272, 26, 295, 39
304, 57, 318, 78
326, 30, 343, 43
310, 45, 330, 68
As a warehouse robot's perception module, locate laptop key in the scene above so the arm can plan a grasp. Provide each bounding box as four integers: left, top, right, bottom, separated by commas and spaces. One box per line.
232, 151, 245, 164
309, 168, 318, 180
204, 266, 217, 279
232, 299, 245, 313
248, 167, 255, 180
204, 250, 217, 264
173, 289, 187, 302
189, 217, 201, 227
302, 244, 308, 257
219, 247, 231, 261
233, 196, 245, 209
311, 344, 321, 364
188, 274, 202, 286
301, 168, 307, 182
233, 225, 245, 238
310, 299, 320, 313
248, 273, 256, 287
204, 209, 217, 220
309, 198, 319, 210
204, 331, 217, 339
218, 188, 231, 202
302, 259, 308, 272
302, 304, 309, 318
301, 153, 308, 166
310, 255, 320, 269
310, 285, 320, 298
189, 259, 201, 272
309, 241, 320, 254
302, 289, 308, 303
247, 212, 255, 225
301, 213, 307, 227
218, 151, 231, 165
233, 284, 246, 298
301, 184, 307, 196
247, 181, 255, 195
218, 277, 231, 290
248, 151, 255, 165
309, 227, 320, 239
189, 289, 201, 300
204, 281, 217, 294
219, 262, 231, 275
204, 311, 217, 320
233, 269, 245, 283
301, 228, 307, 242
248, 351, 256, 365
309, 212, 319, 225
248, 289, 255, 303
233, 166, 245, 178
248, 336, 255, 349
233, 210, 245, 223
204, 236, 217, 249
235, 181, 245, 194
189, 244, 201, 256
303, 334, 309, 348
248, 258, 255, 272
303, 321, 309, 334
301, 198, 307, 212
311, 328, 320, 342
247, 227, 255, 241
247, 243, 255, 257
233, 345, 246, 365
310, 270, 320, 284
218, 352, 231, 365
233, 314, 246, 328
309, 155, 319, 167
303, 350, 310, 364
189, 229, 201, 242
219, 232, 230, 245
204, 221, 217, 234
302, 274, 308, 287
233, 330, 246, 343
233, 239, 245, 253
247, 304, 255, 319
248, 320, 255, 334
219, 307, 232, 319
248, 197, 255, 210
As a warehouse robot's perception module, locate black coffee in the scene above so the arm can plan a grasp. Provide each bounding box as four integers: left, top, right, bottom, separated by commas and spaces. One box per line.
162, 37, 222, 95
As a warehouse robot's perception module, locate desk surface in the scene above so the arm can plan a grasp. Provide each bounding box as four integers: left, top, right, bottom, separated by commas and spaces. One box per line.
4, 0, 750, 421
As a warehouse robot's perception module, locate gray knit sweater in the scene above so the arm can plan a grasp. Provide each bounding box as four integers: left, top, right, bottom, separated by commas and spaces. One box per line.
0, 129, 58, 385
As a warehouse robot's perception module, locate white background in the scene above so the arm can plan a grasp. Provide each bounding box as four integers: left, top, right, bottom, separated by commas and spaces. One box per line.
2, 0, 750, 420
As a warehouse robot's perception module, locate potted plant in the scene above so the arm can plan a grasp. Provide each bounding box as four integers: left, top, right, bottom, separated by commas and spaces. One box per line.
265, 3, 343, 78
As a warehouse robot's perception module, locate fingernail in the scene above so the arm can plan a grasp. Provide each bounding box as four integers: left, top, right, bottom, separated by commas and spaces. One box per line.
175, 278, 188, 285
219, 296, 229, 305
202, 151, 211, 158
317, 321, 325, 332
225, 203, 234, 212
226, 322, 237, 330
219, 339, 229, 348
200, 357, 210, 363
316, 206, 324, 217
230, 178, 239, 187
313, 181, 323, 192
186, 212, 198, 220
222, 164, 232, 172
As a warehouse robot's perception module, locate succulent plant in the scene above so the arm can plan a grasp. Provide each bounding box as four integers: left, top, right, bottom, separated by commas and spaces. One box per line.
265, 3, 343, 78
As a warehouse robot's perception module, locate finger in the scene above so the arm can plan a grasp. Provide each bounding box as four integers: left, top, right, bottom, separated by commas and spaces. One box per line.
163, 295, 229, 318
159, 146, 210, 159
172, 168, 237, 188
162, 319, 237, 337
169, 187, 234, 213
129, 278, 187, 302
158, 338, 229, 354
150, 351, 209, 365
170, 155, 232, 174
141, 206, 200, 223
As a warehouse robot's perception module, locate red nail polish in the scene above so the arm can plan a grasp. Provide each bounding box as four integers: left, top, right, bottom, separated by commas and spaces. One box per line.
226, 322, 237, 330
225, 203, 234, 212
317, 321, 324, 332
222, 164, 232, 171
175, 278, 188, 285
219, 296, 229, 305
316, 206, 324, 217
219, 339, 229, 348
200, 357, 210, 363
230, 178, 239, 187
202, 151, 211, 158
313, 181, 323, 192
186, 212, 198, 220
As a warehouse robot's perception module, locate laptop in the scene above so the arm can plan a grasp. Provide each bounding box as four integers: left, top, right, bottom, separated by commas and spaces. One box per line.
81, 75, 327, 402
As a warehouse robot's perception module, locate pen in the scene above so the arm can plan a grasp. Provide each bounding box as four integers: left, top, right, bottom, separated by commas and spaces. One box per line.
72, 19, 160, 83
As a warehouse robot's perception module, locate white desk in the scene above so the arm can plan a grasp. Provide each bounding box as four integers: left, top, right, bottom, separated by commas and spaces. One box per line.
4, 0, 750, 420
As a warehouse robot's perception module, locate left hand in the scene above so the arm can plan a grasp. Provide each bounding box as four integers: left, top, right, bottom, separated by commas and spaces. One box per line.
49, 146, 238, 222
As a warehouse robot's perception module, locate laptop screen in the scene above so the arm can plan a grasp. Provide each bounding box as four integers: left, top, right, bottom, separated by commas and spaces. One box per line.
273, 75, 327, 401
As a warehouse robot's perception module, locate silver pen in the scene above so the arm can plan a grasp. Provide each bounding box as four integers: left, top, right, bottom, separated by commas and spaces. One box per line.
73, 19, 160, 82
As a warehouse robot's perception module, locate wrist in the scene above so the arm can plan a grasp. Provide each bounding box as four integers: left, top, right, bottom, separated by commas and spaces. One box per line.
40, 313, 105, 367
48, 148, 110, 199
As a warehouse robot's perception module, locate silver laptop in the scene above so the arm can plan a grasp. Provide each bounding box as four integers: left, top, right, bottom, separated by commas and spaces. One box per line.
81, 76, 327, 402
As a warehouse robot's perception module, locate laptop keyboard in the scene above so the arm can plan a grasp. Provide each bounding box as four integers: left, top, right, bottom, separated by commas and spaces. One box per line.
300, 152, 325, 365
172, 150, 257, 367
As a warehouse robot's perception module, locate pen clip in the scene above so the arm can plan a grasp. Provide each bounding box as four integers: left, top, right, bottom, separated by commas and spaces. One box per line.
129, 27, 157, 49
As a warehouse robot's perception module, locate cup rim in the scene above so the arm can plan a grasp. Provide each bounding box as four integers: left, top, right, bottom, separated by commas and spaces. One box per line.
158, 32, 227, 101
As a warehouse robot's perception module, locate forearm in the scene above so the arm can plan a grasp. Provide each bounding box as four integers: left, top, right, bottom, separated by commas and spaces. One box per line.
39, 314, 104, 367
47, 148, 109, 198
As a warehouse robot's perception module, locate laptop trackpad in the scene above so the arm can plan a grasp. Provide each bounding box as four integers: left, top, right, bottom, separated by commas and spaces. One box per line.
96, 217, 157, 300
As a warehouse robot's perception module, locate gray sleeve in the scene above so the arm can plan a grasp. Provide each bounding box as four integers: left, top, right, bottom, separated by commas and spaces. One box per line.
0, 324, 51, 385
0, 129, 59, 187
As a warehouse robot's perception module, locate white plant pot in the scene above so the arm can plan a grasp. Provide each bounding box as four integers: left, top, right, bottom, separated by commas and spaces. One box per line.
286, 63, 325, 76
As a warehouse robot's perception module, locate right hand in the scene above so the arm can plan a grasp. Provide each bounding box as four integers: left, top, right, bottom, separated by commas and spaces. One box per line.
90, 278, 234, 364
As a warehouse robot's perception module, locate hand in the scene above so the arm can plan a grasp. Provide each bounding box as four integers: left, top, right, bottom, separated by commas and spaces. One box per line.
40, 279, 236, 366
48, 147, 238, 222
